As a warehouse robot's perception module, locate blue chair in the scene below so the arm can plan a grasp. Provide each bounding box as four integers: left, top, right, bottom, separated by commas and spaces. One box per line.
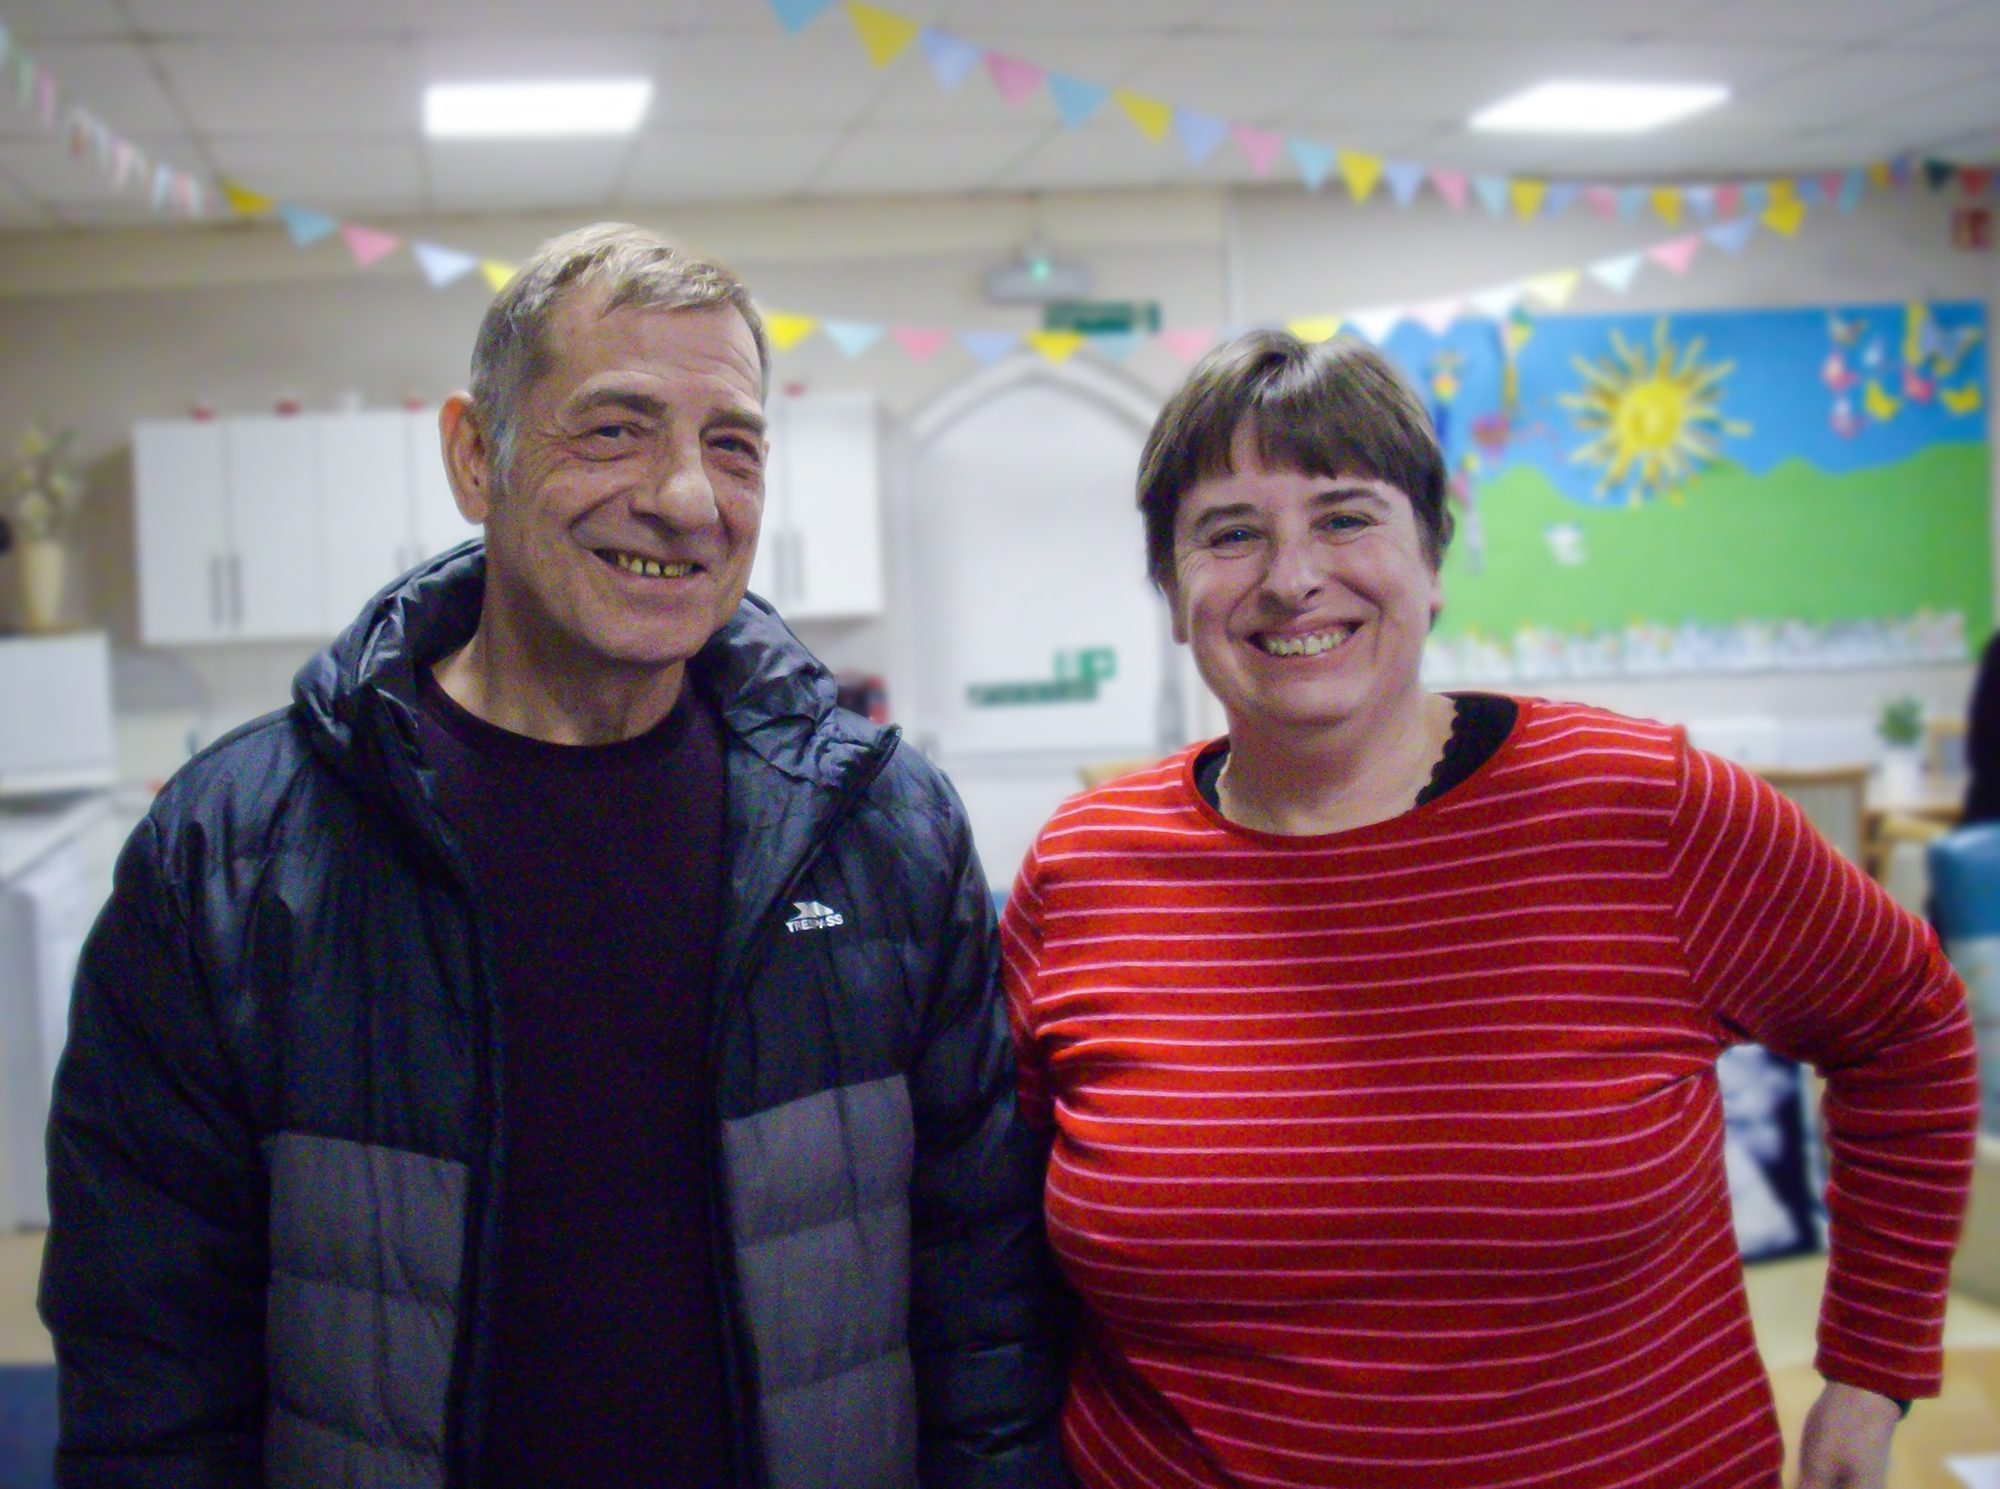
1929, 823, 2000, 1134
0, 1364, 55, 1489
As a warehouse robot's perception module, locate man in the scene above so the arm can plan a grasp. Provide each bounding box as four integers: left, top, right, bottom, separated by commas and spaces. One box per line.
41, 222, 1069, 1489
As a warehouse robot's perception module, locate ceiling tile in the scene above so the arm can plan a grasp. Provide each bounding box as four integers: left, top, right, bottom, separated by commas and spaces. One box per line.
617, 127, 833, 206
940, 0, 1209, 28
152, 39, 424, 134
1115, 36, 1380, 124
207, 138, 427, 213
646, 31, 891, 127
808, 124, 1045, 196
411, 32, 676, 86
121, 0, 734, 35
0, 0, 135, 42
1892, 4, 2000, 50
1188, 0, 1465, 36
985, 113, 1181, 192
1727, 47, 2000, 130
1669, 0, 1968, 44
426, 139, 631, 213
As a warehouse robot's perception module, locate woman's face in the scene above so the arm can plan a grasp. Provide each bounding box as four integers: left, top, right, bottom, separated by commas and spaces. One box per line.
1166, 420, 1442, 748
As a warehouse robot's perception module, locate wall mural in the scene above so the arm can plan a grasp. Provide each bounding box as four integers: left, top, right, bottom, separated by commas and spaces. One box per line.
1383, 300, 1992, 684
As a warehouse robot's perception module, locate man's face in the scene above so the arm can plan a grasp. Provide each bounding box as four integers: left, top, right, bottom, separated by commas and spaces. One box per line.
464, 290, 767, 681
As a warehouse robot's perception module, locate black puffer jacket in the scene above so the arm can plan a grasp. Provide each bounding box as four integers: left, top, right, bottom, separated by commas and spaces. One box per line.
41, 547, 1070, 1489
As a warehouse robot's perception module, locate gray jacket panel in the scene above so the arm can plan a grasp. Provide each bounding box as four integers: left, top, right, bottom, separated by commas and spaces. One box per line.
723, 1075, 917, 1487
264, 1133, 465, 1483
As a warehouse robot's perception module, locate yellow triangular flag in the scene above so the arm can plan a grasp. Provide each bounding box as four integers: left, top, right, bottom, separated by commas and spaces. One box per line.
1026, 330, 1085, 364
220, 178, 275, 216
844, 1, 918, 68
1114, 89, 1172, 142
765, 312, 820, 351
480, 260, 517, 292
1651, 187, 1683, 226
1510, 179, 1547, 221
1867, 160, 1893, 190
1768, 177, 1798, 208
1286, 316, 1342, 343
1338, 151, 1383, 203
1521, 269, 1580, 308
1762, 197, 1806, 237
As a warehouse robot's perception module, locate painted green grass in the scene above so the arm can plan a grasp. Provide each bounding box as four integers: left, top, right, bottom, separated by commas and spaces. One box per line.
1435, 442, 1993, 641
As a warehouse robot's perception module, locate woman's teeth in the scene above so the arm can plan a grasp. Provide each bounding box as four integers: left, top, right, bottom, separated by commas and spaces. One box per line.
610, 552, 695, 579
1257, 627, 1353, 657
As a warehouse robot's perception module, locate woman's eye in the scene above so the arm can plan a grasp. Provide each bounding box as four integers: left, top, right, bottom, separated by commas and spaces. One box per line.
1321, 512, 1367, 533
1209, 526, 1254, 547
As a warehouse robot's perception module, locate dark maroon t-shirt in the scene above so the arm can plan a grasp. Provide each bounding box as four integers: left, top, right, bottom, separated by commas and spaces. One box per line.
415, 670, 735, 1488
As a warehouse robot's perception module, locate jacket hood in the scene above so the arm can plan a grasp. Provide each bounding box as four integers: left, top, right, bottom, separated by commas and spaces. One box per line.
293, 543, 877, 824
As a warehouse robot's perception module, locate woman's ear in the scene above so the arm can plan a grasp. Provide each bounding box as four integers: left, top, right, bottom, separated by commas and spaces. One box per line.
438, 393, 495, 524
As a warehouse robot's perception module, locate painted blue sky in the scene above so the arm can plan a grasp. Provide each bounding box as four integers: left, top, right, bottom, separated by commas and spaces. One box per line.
1381, 300, 1988, 510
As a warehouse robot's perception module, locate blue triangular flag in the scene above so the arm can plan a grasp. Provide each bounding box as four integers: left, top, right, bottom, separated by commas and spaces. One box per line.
958, 330, 1019, 366
1587, 252, 1644, 292
150, 162, 174, 209
1175, 108, 1228, 165
1289, 138, 1334, 191
1049, 73, 1108, 129
824, 320, 885, 359
1087, 331, 1141, 363
1838, 169, 1866, 212
1683, 185, 1716, 220
1740, 181, 1771, 212
769, 0, 836, 33
918, 28, 982, 91
1706, 218, 1756, 254
1543, 181, 1582, 217
1618, 185, 1648, 220
413, 241, 479, 287
1473, 174, 1508, 218
1795, 177, 1825, 207
278, 202, 339, 247
1383, 161, 1426, 206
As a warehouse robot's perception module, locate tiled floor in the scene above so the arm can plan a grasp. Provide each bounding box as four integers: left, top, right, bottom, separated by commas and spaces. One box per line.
4, 1229, 1998, 1482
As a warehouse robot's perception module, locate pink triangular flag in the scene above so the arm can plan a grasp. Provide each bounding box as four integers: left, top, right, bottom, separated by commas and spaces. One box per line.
1584, 185, 1620, 221
984, 51, 1045, 107
342, 223, 402, 268
1232, 123, 1283, 178
1714, 182, 1742, 219
1157, 328, 1216, 365
1646, 235, 1701, 275
891, 326, 950, 362
1429, 169, 1468, 212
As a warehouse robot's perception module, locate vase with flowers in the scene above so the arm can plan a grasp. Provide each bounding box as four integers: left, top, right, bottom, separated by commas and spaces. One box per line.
1875, 694, 1925, 804
4, 419, 85, 632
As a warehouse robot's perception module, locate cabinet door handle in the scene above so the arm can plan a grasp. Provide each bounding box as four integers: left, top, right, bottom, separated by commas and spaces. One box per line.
208, 554, 223, 628
228, 552, 244, 628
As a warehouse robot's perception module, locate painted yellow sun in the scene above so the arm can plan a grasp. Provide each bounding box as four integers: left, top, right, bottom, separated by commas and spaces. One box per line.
1561, 319, 1751, 504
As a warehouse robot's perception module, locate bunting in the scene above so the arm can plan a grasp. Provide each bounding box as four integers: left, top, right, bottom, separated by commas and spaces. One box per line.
764, 0, 1984, 223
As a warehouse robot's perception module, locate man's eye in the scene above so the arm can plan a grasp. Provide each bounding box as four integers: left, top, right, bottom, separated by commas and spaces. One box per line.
1209, 526, 1254, 547
1322, 512, 1367, 532
588, 423, 635, 443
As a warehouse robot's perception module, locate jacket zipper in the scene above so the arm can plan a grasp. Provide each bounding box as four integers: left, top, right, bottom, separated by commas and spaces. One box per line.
705, 724, 902, 1489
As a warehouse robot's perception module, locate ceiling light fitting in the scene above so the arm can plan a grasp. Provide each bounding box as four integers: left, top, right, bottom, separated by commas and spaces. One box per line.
1470, 80, 1728, 135
423, 79, 653, 139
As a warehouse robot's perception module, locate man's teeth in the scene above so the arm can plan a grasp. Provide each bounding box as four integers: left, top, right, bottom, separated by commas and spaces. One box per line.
611, 552, 695, 579
1257, 627, 1354, 657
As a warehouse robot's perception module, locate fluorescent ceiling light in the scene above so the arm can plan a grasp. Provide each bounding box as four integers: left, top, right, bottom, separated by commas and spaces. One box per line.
424, 79, 653, 139
1470, 80, 1728, 135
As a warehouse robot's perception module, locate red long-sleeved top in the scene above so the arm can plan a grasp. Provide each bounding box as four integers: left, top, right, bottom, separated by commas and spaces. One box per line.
1002, 697, 1978, 1489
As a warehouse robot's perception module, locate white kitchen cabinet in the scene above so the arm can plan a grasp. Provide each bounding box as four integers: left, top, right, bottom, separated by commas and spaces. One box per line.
753, 390, 882, 620
133, 420, 231, 644
134, 410, 482, 645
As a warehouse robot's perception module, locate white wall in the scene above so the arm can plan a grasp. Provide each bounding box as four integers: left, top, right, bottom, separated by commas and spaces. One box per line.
0, 184, 1992, 796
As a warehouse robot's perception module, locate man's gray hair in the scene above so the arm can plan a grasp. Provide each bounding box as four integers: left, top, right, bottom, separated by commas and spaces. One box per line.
468, 221, 773, 473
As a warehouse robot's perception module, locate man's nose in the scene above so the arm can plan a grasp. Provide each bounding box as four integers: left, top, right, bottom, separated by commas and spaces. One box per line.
634, 439, 718, 528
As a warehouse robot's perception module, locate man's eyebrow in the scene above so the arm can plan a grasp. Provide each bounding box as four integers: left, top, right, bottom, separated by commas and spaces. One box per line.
704, 407, 767, 438
568, 388, 668, 420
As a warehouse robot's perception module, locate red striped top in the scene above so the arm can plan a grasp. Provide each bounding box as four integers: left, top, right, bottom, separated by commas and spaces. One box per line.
1001, 697, 1978, 1489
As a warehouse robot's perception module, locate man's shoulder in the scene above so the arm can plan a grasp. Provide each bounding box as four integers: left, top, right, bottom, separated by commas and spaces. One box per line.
145, 703, 335, 844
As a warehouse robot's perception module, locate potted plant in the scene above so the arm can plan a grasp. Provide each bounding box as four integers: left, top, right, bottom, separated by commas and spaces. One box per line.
1876, 694, 1925, 802
4, 419, 85, 632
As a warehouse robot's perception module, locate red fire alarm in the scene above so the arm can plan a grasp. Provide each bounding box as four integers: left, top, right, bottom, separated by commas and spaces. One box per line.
1953, 207, 1992, 251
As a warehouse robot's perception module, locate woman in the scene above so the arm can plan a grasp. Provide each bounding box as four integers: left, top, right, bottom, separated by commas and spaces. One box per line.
1000, 330, 1977, 1489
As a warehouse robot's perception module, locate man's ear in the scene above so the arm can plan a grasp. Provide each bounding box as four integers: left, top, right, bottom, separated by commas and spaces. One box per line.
1160, 573, 1190, 646
439, 393, 495, 524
